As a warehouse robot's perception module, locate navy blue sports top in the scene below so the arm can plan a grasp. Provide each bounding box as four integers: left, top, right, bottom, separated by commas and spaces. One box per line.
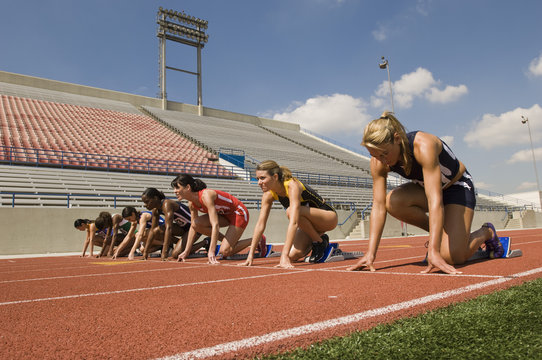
159, 201, 191, 229
389, 131, 461, 189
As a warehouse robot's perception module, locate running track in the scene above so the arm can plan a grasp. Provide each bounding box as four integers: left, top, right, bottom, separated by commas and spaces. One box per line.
1, 228, 541, 359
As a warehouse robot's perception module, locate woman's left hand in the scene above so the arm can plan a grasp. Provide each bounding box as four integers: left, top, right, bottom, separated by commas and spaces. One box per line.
422, 251, 462, 275
207, 253, 220, 265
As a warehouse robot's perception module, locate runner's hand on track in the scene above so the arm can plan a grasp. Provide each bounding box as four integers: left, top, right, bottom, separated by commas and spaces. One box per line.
177, 251, 189, 262
208, 253, 220, 265
422, 251, 461, 275
275, 256, 294, 269
238, 255, 253, 266
346, 253, 375, 272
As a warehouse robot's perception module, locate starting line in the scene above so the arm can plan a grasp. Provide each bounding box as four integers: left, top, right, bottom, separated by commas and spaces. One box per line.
188, 243, 363, 263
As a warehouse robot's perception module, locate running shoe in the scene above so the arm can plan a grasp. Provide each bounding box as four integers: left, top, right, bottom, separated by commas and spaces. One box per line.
258, 234, 267, 258
309, 234, 329, 263
483, 222, 504, 258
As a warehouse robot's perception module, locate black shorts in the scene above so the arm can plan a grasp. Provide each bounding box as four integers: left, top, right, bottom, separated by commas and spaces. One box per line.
443, 171, 476, 209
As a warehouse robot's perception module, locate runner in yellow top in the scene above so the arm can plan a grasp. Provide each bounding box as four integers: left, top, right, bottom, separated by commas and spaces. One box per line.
240, 160, 338, 268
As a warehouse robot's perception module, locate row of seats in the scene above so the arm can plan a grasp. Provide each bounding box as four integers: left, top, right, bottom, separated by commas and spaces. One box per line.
0, 94, 231, 177
143, 106, 371, 179
0, 165, 372, 210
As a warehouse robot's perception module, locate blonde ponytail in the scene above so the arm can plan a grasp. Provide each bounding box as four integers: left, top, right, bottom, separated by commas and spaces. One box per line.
256, 160, 293, 181
362, 111, 413, 175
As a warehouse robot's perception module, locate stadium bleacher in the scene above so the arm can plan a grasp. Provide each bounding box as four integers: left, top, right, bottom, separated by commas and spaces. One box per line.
142, 105, 372, 179
0, 164, 372, 211
0, 92, 229, 176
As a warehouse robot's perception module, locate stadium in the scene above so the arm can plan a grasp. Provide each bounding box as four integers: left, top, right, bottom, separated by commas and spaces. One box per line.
1, 3, 541, 360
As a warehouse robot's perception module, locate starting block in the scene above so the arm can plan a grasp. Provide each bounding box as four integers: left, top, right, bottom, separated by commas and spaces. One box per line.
423, 236, 523, 263
189, 243, 274, 259
303, 242, 364, 263
468, 236, 523, 261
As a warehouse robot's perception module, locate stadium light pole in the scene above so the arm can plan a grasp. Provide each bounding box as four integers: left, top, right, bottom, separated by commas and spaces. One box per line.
379, 56, 394, 113
521, 115, 542, 210
157, 7, 208, 114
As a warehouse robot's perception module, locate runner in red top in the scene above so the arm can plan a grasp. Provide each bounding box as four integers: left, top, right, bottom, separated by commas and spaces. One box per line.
193, 189, 249, 228
172, 174, 266, 264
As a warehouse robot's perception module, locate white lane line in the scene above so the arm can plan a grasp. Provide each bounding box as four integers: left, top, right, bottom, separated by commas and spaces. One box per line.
156, 266, 542, 360
0, 265, 206, 284
316, 268, 504, 278
0, 269, 309, 306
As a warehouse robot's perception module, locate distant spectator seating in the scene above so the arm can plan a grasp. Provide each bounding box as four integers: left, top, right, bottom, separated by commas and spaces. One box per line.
0, 94, 231, 177
143, 106, 371, 179
0, 165, 370, 210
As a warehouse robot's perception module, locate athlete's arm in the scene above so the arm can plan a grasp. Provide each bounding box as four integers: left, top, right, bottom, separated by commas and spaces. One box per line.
415, 132, 460, 275
202, 190, 221, 265
348, 157, 388, 271
240, 191, 273, 266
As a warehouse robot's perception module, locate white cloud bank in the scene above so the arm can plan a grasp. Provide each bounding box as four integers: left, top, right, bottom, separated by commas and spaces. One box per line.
528, 53, 542, 77
272, 94, 371, 136
464, 104, 542, 150
507, 147, 542, 164
272, 68, 470, 136
371, 67, 468, 109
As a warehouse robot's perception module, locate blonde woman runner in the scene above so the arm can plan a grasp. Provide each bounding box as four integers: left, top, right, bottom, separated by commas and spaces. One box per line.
347, 112, 503, 274
240, 160, 338, 268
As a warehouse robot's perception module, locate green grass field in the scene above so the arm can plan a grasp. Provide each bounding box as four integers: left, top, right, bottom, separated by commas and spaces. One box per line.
259, 278, 542, 360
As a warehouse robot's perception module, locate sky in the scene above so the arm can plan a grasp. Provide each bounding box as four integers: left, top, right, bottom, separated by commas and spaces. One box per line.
1, 0, 541, 199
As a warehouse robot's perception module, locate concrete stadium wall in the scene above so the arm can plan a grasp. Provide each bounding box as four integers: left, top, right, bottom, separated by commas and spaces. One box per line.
1, 206, 538, 256
0, 208, 354, 255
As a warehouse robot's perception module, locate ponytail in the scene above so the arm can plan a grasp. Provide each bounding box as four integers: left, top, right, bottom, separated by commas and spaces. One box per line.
122, 206, 137, 218
256, 160, 293, 181
95, 212, 113, 230
142, 187, 165, 201
362, 111, 412, 175
171, 173, 207, 192
74, 219, 91, 228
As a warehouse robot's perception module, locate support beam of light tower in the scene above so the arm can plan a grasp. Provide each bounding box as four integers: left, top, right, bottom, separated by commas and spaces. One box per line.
379, 56, 394, 114
157, 7, 208, 114
521, 115, 542, 210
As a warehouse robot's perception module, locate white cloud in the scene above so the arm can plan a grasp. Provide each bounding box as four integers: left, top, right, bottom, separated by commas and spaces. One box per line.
272, 94, 371, 135
371, 67, 467, 109
475, 181, 493, 190
464, 104, 542, 149
440, 135, 454, 147
507, 147, 542, 164
528, 53, 542, 77
416, 0, 432, 16
372, 24, 387, 42
425, 84, 468, 103
516, 182, 538, 191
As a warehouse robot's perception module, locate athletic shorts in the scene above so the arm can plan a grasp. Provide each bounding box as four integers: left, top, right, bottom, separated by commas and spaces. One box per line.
223, 203, 250, 229
442, 171, 476, 210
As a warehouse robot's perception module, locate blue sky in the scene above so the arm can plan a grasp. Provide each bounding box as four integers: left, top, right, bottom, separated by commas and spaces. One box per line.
1, 0, 541, 198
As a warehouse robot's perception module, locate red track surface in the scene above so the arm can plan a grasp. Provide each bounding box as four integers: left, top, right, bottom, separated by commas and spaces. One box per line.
2, 229, 541, 359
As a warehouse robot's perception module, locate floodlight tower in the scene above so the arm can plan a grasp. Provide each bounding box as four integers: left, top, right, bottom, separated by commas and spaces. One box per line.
157, 7, 208, 114
379, 56, 394, 113
521, 115, 542, 210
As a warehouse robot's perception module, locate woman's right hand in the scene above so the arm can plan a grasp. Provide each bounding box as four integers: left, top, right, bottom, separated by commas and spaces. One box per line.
238, 255, 254, 267
274, 256, 294, 269
347, 253, 376, 272
177, 251, 189, 262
